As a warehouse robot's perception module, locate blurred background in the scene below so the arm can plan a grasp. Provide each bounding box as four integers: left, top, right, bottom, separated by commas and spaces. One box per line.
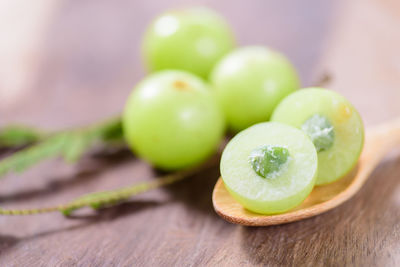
2, 0, 399, 129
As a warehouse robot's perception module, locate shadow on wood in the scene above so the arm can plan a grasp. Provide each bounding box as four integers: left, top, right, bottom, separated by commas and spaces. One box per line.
0, 199, 161, 257
159, 154, 222, 216
0, 148, 133, 204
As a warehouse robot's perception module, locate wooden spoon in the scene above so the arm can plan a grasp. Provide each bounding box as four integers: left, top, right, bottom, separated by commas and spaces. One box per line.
212, 119, 400, 226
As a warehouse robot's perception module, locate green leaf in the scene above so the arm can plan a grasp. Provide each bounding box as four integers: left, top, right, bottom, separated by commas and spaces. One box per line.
99, 119, 124, 142
62, 133, 92, 163
0, 134, 68, 176
0, 117, 124, 178
0, 125, 42, 147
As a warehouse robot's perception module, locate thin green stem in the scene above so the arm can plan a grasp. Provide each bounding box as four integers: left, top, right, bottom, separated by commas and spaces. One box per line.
0, 158, 218, 216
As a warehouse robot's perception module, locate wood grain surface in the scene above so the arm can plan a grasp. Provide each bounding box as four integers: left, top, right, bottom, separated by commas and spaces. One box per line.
0, 0, 400, 266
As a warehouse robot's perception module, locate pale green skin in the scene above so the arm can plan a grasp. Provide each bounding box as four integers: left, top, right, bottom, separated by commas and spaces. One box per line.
123, 70, 225, 170
220, 122, 318, 214
271, 88, 365, 185
210, 46, 300, 132
142, 8, 235, 79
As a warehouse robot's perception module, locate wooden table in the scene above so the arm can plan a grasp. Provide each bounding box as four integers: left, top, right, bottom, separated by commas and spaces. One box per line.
1, 0, 399, 266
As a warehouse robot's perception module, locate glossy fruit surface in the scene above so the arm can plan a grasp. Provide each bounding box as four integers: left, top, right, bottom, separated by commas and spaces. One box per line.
123, 70, 225, 170
271, 88, 364, 185
142, 7, 235, 79
220, 122, 318, 214
210, 46, 300, 132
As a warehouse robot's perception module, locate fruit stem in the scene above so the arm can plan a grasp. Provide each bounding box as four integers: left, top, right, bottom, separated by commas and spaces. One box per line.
0, 157, 218, 216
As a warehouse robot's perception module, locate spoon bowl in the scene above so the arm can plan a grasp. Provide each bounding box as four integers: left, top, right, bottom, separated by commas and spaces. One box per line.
212, 119, 400, 226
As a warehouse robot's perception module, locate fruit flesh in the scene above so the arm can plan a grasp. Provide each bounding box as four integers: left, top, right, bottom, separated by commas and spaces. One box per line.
123, 70, 225, 170
142, 7, 235, 79
271, 88, 364, 185
210, 46, 300, 132
220, 122, 318, 214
